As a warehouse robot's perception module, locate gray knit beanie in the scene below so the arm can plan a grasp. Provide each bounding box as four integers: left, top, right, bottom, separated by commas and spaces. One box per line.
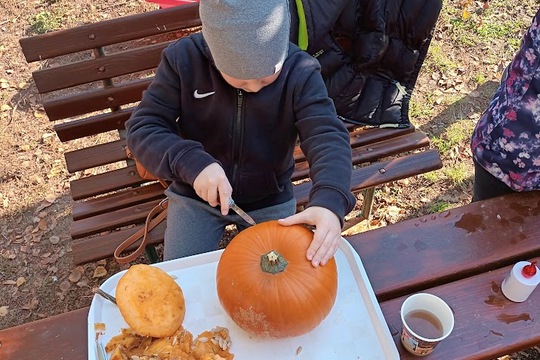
199, 0, 290, 80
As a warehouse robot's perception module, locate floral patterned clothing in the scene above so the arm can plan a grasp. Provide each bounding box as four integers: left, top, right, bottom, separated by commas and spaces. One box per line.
470, 9, 540, 192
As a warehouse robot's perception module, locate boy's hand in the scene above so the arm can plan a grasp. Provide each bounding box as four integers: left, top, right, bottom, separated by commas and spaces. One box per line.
278, 206, 342, 267
193, 163, 233, 215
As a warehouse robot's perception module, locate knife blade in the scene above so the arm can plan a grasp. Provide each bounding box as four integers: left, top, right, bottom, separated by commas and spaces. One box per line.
228, 199, 256, 226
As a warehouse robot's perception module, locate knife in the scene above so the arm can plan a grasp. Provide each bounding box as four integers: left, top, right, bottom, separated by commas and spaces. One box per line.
228, 199, 256, 226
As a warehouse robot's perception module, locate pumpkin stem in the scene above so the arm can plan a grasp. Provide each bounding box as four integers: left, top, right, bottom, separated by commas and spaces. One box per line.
261, 250, 288, 274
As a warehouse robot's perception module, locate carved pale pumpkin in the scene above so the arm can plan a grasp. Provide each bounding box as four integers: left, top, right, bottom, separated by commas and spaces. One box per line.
216, 220, 338, 339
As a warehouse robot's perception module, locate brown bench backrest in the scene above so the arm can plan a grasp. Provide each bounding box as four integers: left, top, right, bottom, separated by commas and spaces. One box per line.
19, 4, 442, 264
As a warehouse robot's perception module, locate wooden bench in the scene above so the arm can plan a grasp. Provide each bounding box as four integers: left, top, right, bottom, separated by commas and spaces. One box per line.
18, 4, 442, 265
2, 192, 539, 359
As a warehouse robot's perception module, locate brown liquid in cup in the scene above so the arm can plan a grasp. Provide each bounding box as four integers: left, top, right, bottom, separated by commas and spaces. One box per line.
404, 310, 444, 339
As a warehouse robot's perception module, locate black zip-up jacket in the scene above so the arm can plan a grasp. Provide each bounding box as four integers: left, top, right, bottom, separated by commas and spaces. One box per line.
289, 0, 443, 127
126, 33, 356, 221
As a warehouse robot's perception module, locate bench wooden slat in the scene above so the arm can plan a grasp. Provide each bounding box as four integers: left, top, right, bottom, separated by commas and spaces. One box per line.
18, 4, 201, 62
348, 191, 540, 302
54, 109, 132, 142
381, 266, 540, 359
71, 199, 163, 239
349, 148, 441, 189
72, 221, 168, 265
69, 149, 442, 256
44, 79, 150, 121
0, 307, 89, 360
292, 130, 430, 181
73, 182, 165, 220
70, 165, 144, 200
64, 139, 127, 173
294, 149, 442, 208
292, 126, 414, 160
348, 126, 414, 145
32, 43, 166, 93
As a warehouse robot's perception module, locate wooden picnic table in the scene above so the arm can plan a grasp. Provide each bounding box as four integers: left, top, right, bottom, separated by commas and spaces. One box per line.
1, 191, 539, 359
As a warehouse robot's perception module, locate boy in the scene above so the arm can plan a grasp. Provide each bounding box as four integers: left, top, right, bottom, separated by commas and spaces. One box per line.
126, 0, 355, 267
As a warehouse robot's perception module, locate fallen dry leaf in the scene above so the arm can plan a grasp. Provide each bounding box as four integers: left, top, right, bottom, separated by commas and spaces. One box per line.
33, 110, 45, 118
35, 202, 53, 214
21, 298, 39, 311
93, 266, 108, 278
77, 279, 89, 288
69, 268, 83, 283
59, 280, 71, 292
387, 205, 402, 214
16, 277, 25, 287
38, 218, 48, 231
0, 306, 8, 317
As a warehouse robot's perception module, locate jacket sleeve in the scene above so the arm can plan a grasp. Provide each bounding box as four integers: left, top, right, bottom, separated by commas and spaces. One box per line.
292, 61, 356, 223
125, 41, 217, 185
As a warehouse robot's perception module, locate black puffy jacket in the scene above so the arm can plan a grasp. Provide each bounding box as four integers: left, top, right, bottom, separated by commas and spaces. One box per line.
289, 0, 443, 128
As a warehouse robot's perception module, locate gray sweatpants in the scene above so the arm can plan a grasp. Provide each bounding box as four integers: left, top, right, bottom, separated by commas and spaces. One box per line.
163, 188, 297, 260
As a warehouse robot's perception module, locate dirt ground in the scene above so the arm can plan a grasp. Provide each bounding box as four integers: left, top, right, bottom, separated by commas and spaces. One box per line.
0, 0, 539, 359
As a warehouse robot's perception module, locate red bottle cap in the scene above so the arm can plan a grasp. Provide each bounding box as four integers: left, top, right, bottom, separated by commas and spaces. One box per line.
522, 261, 538, 278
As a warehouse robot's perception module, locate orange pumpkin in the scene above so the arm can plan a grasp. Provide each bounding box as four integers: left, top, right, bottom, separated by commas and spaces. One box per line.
216, 220, 338, 339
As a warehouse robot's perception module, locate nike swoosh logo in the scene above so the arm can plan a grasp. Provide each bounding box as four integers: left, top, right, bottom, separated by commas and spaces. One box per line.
193, 90, 216, 99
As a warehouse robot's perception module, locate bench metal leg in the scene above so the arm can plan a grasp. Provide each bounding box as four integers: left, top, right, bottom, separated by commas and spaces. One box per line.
342, 187, 376, 232
145, 246, 159, 263
361, 187, 375, 220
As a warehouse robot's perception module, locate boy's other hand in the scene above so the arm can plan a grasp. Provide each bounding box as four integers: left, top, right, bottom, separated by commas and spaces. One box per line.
278, 207, 341, 267
193, 163, 233, 215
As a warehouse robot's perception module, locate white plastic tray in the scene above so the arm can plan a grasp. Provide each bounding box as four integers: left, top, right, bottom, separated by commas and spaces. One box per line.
88, 239, 399, 359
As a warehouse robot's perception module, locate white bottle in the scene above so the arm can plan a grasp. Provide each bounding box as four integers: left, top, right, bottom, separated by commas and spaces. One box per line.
501, 261, 540, 302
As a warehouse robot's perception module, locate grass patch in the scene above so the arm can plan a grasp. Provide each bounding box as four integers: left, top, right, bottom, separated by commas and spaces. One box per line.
430, 120, 476, 186
424, 43, 459, 73
472, 73, 487, 86
443, 162, 470, 185
431, 120, 476, 155
428, 201, 451, 213
442, 0, 533, 50
409, 94, 436, 120
28, 10, 63, 35
423, 169, 443, 183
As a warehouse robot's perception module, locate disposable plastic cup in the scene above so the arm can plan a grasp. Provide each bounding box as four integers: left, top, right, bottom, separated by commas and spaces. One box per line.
400, 293, 454, 356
